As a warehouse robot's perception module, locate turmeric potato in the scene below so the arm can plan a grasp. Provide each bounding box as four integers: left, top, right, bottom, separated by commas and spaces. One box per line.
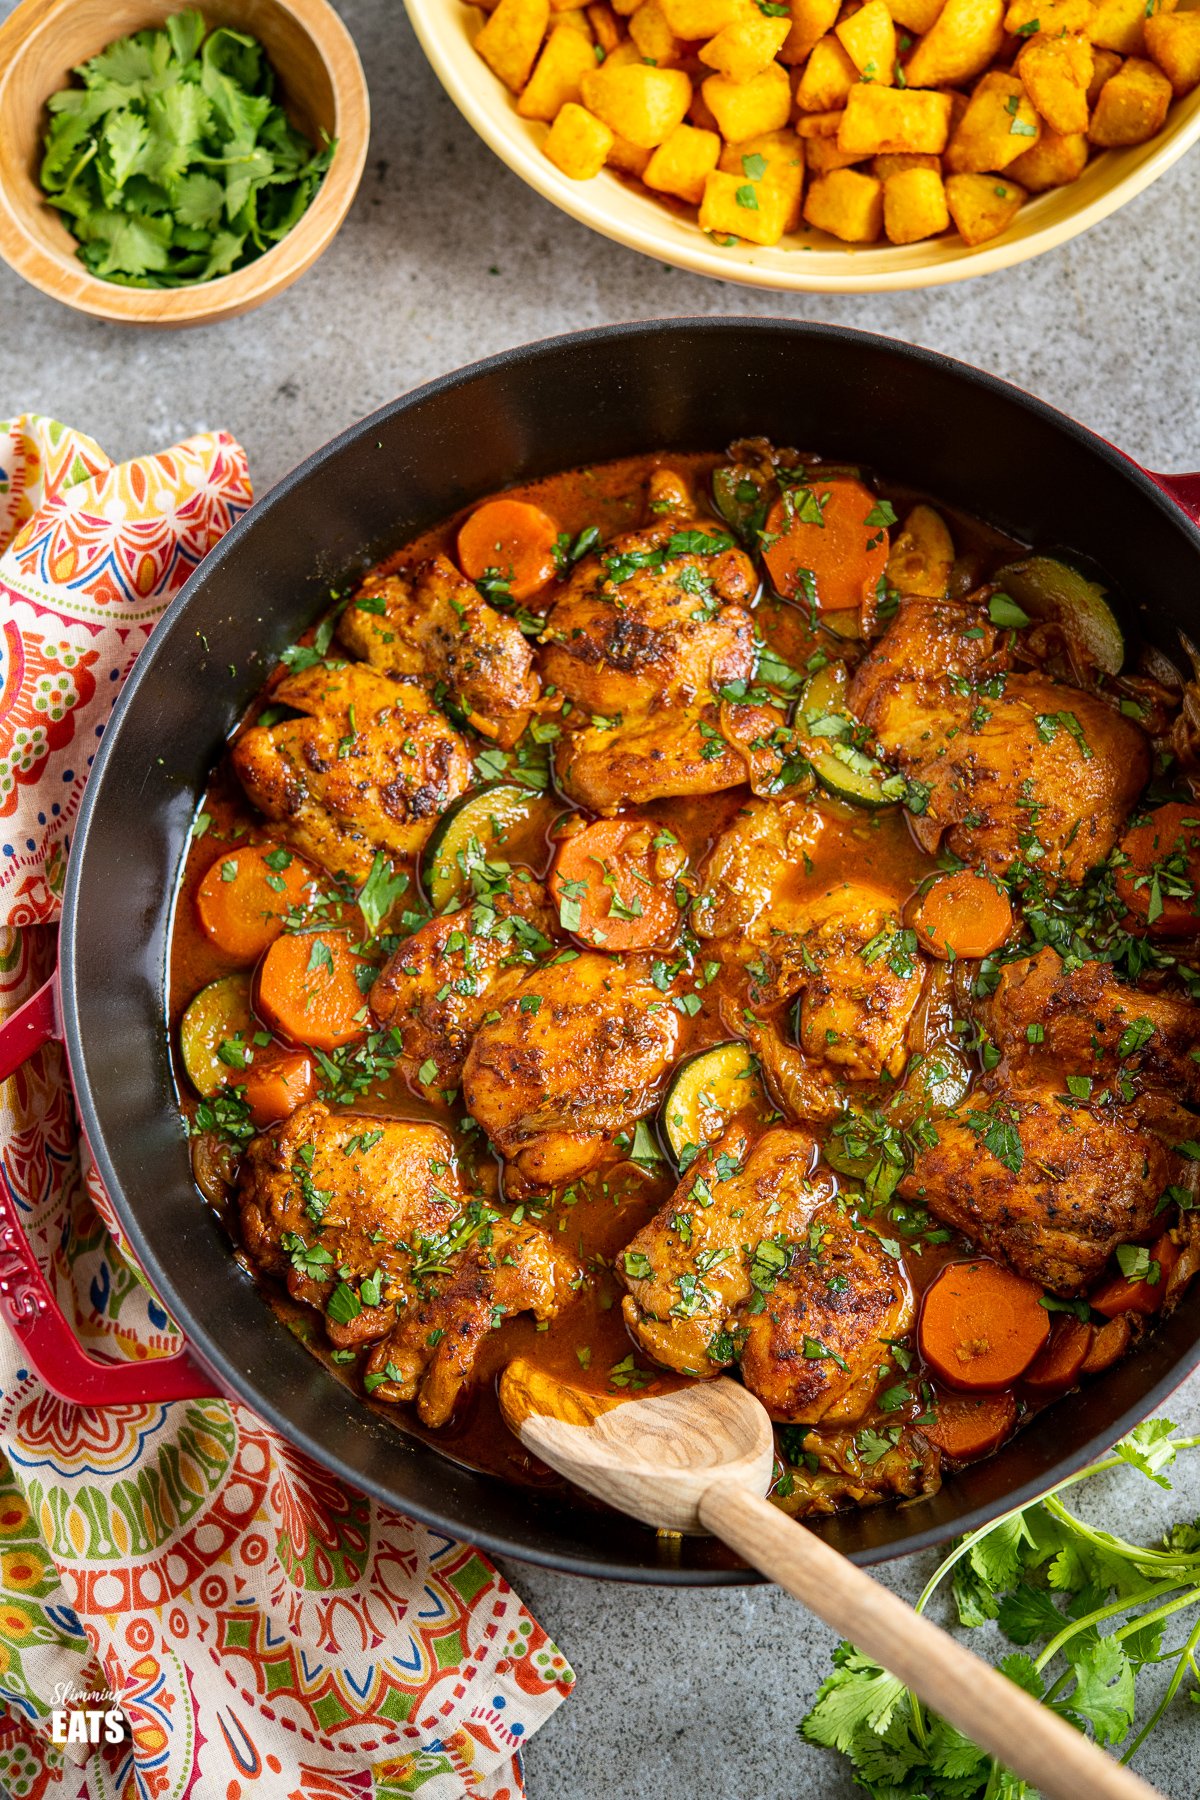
837, 84, 954, 152
1145, 7, 1200, 92
644, 121, 723, 199
700, 10, 792, 78
1015, 32, 1094, 133
608, 129, 654, 172
476, 0, 552, 91
699, 146, 805, 242
887, 504, 955, 592
658, 0, 743, 33
888, 0, 947, 32
795, 33, 860, 107
629, 0, 683, 60
1086, 46, 1123, 102
805, 134, 868, 169
904, 0, 1006, 85
581, 62, 693, 144
779, 0, 841, 62
1005, 0, 1094, 31
802, 165, 885, 237
1007, 124, 1089, 185
702, 61, 793, 138
836, 0, 898, 80
1088, 0, 1175, 57
517, 24, 599, 118
872, 150, 942, 176
543, 101, 615, 174
611, 0, 640, 15
796, 107, 846, 135
883, 165, 950, 240
716, 128, 806, 223
1088, 54, 1172, 141
586, 0, 621, 45
944, 70, 1042, 171
944, 170, 1026, 241
555, 7, 594, 29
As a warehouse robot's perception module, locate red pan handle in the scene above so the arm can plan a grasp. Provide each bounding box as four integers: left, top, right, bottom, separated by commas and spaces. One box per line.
1147, 469, 1200, 524
0, 975, 217, 1404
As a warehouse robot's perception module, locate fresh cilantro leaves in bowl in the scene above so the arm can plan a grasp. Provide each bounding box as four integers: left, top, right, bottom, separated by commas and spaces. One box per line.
0, 0, 369, 325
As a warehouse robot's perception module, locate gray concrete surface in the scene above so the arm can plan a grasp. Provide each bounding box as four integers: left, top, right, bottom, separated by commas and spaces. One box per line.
3, 0, 1200, 1794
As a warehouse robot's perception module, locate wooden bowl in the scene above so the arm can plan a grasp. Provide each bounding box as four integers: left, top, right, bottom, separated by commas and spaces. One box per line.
0, 0, 369, 326
404, 0, 1200, 293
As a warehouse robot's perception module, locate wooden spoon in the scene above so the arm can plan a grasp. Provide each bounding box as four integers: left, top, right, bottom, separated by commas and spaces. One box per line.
499, 1359, 1160, 1800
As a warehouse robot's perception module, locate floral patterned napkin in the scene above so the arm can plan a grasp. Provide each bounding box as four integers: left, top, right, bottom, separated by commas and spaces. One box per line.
0, 416, 573, 1800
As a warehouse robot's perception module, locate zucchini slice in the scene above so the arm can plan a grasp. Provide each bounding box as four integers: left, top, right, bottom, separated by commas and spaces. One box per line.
420, 782, 549, 912
798, 663, 907, 810
659, 1041, 769, 1168
991, 554, 1125, 676
180, 974, 255, 1099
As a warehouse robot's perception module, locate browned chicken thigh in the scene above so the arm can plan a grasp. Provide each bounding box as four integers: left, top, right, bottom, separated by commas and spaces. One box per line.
461, 951, 680, 1189
369, 881, 556, 1089
238, 1102, 576, 1426
553, 700, 784, 812
339, 553, 541, 749
898, 1081, 1171, 1293
232, 663, 472, 882
620, 1127, 910, 1421
985, 947, 1200, 1104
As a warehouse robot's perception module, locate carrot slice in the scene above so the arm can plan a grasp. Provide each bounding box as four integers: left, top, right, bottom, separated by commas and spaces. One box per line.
762, 477, 891, 613
196, 844, 317, 962
457, 498, 561, 602
1080, 1313, 1132, 1376
243, 1047, 317, 1128
1089, 1232, 1179, 1319
1021, 1314, 1093, 1397
918, 1260, 1049, 1391
907, 870, 1014, 961
255, 931, 373, 1051
921, 1391, 1017, 1461
1114, 802, 1200, 936
550, 817, 682, 952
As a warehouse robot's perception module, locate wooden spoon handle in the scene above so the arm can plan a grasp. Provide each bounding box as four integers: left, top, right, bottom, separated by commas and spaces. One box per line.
699, 1482, 1160, 1800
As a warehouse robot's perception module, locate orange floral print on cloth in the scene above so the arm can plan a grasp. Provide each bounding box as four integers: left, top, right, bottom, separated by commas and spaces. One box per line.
0, 418, 574, 1800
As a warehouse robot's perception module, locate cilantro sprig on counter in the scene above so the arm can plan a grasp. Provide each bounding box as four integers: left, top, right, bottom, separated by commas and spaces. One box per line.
39, 9, 334, 287
802, 1419, 1200, 1796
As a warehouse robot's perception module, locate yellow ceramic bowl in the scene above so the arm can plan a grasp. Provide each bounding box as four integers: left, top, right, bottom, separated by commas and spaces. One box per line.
0, 0, 369, 327
404, 0, 1200, 292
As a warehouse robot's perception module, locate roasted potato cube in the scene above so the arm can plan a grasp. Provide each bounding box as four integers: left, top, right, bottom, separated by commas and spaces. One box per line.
888, 0, 947, 29
945, 70, 1042, 170
581, 61, 693, 143
1145, 7, 1200, 92
608, 129, 654, 171
795, 33, 860, 108
837, 84, 953, 152
1088, 53, 1172, 141
586, 0, 622, 45
1015, 32, 1094, 133
944, 169, 1026, 241
543, 100, 615, 174
805, 134, 868, 169
1087, 46, 1123, 101
658, 0, 744, 32
612, 0, 640, 15
644, 120, 723, 199
795, 107, 845, 135
883, 165, 950, 239
905, 0, 1006, 86
629, 0, 683, 61
802, 165, 884, 237
1007, 124, 1089, 185
518, 24, 600, 118
702, 61, 793, 138
476, 0, 552, 90
555, 8, 595, 30
700, 9, 792, 77
872, 149, 942, 176
1005, 0, 1094, 31
836, 0, 898, 79
779, 0, 841, 61
715, 128, 806, 222
699, 158, 804, 242
1088, 0, 1175, 56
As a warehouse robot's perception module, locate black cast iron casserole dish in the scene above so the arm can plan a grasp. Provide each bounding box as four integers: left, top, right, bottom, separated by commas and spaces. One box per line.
57, 319, 1200, 1583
